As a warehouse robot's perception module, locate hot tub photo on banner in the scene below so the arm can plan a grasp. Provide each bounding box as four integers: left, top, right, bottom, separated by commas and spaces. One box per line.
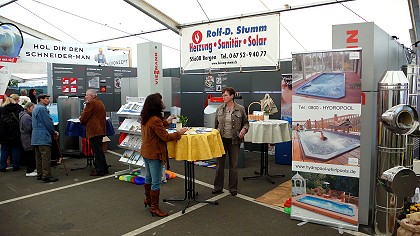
290, 49, 362, 231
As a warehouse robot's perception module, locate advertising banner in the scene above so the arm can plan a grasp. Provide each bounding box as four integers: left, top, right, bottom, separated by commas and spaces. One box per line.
290, 49, 362, 231
52, 63, 86, 98
19, 38, 109, 65
180, 14, 279, 71
0, 58, 16, 95
0, 23, 24, 94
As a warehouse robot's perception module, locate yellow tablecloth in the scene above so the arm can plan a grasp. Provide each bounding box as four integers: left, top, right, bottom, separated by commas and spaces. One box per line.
167, 128, 225, 161
244, 120, 292, 144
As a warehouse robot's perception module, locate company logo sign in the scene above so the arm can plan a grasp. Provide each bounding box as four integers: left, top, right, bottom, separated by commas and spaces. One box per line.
154, 51, 159, 85
346, 30, 359, 48
181, 14, 279, 71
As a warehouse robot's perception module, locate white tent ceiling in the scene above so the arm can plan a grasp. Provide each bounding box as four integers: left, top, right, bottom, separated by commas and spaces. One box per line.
0, 0, 413, 69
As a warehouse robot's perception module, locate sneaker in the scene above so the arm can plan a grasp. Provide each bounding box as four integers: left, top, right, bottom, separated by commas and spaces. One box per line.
42, 176, 59, 183
26, 172, 37, 177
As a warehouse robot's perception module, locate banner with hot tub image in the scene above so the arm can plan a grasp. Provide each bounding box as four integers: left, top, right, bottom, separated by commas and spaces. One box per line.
290, 49, 362, 230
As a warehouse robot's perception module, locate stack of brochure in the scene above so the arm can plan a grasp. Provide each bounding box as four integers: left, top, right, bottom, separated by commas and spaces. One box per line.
119, 150, 145, 166
117, 102, 144, 115
119, 118, 141, 132
120, 134, 142, 149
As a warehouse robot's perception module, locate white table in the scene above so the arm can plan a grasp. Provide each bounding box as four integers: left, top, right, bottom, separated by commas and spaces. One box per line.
243, 120, 292, 184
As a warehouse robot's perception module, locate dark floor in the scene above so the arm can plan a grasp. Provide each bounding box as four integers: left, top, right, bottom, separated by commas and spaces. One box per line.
0, 149, 367, 236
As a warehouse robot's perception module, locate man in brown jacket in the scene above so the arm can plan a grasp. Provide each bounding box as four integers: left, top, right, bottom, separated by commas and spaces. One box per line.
80, 89, 108, 176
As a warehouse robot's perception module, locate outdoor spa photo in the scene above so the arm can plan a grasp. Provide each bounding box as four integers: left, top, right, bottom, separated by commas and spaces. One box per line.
288, 50, 362, 104
292, 114, 361, 165
291, 171, 359, 226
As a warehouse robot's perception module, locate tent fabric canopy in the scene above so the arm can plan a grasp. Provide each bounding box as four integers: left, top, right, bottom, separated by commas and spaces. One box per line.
0, 0, 413, 69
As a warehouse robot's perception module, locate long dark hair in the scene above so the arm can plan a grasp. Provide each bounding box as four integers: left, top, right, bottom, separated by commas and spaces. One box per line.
28, 89, 37, 103
141, 93, 164, 125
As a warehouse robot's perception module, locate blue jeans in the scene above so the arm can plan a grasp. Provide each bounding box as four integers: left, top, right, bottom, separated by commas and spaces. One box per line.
0, 144, 21, 170
144, 157, 162, 191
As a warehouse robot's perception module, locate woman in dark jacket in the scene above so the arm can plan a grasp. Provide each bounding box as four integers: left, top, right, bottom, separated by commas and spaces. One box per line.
28, 89, 37, 104
20, 102, 36, 176
140, 93, 188, 217
0, 94, 24, 172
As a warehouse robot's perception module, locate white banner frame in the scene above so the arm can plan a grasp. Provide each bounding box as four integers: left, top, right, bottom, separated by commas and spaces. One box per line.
290, 49, 362, 231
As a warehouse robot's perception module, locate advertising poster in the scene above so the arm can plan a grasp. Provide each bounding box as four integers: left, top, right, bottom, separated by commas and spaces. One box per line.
180, 14, 279, 71
204, 74, 215, 91
204, 71, 228, 92
86, 66, 112, 94
0, 23, 23, 95
215, 72, 227, 92
52, 64, 86, 98
52, 64, 136, 103
291, 49, 362, 231
112, 67, 136, 94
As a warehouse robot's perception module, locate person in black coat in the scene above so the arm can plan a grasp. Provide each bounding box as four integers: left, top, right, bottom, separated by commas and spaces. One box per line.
28, 89, 37, 104
0, 94, 24, 172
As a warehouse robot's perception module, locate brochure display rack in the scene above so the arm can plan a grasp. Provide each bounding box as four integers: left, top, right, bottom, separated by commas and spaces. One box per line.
116, 100, 145, 178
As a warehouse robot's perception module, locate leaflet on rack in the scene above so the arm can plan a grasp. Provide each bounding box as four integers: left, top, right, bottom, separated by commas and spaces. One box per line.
136, 157, 145, 166
120, 150, 133, 163
120, 134, 142, 149
117, 102, 144, 115
119, 118, 141, 132
127, 151, 139, 164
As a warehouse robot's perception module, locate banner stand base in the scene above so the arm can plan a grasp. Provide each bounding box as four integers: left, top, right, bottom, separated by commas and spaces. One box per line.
291, 215, 358, 232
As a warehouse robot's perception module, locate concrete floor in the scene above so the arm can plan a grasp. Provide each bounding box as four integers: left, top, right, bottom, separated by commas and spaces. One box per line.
0, 150, 369, 236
